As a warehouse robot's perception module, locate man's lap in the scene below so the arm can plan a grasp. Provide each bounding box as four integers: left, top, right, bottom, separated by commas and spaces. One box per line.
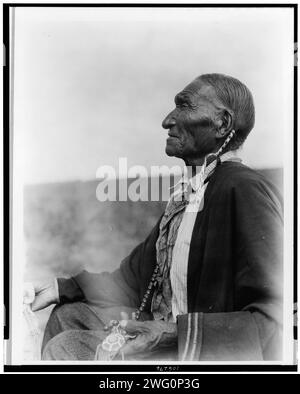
42, 302, 137, 360
42, 328, 178, 361
42, 329, 107, 360
41, 302, 177, 361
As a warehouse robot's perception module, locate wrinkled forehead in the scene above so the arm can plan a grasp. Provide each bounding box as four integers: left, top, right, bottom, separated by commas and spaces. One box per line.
176, 78, 219, 105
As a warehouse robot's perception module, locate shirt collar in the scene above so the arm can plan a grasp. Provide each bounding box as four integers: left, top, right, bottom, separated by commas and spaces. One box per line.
171, 150, 242, 198
190, 150, 241, 192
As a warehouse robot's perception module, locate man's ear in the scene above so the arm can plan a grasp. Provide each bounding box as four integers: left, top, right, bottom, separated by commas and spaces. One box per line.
215, 109, 234, 139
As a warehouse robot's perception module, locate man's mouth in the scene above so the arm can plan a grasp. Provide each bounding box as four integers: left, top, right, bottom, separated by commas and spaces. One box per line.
167, 132, 179, 139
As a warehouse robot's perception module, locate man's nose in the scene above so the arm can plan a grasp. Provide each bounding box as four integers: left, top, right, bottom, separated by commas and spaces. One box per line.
162, 111, 176, 129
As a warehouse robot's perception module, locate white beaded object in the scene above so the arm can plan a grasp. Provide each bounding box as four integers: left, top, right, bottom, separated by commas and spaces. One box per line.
102, 332, 126, 352
96, 323, 128, 361
23, 282, 35, 305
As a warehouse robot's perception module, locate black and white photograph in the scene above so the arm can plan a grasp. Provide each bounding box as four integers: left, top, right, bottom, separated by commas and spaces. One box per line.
2, 3, 296, 372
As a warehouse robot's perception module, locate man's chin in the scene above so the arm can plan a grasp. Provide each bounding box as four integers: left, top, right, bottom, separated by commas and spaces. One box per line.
165, 145, 182, 158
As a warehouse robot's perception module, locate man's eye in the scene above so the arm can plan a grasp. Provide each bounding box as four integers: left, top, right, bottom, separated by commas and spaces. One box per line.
176, 102, 189, 108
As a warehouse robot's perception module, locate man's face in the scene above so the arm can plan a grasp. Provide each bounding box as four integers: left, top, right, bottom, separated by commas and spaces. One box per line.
162, 78, 221, 160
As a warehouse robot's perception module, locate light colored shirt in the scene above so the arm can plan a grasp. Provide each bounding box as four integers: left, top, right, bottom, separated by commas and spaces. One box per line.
170, 183, 208, 320
170, 151, 241, 321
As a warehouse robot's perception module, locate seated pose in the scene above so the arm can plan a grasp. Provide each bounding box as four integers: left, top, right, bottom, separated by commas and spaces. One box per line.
32, 73, 283, 361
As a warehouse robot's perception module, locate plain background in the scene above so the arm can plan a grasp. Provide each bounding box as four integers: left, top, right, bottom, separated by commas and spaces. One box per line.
13, 7, 293, 184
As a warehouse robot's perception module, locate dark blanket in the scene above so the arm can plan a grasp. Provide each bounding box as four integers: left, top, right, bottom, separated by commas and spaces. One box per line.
57, 162, 283, 361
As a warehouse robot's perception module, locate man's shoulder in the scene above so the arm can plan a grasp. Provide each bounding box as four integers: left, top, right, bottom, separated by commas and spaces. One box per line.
213, 161, 265, 185
210, 161, 282, 204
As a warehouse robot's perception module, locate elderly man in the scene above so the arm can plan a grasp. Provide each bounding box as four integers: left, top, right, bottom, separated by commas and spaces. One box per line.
33, 73, 283, 361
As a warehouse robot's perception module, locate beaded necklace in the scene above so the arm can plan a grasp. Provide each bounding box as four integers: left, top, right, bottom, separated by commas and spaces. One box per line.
133, 130, 236, 321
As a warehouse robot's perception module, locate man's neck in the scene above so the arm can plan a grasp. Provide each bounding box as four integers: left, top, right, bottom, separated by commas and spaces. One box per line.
183, 149, 240, 180
183, 156, 205, 167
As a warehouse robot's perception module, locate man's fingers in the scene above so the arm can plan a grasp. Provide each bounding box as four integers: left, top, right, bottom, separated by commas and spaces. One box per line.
23, 283, 35, 305
31, 298, 43, 312
120, 311, 129, 321
119, 342, 134, 357
119, 338, 141, 358
25, 280, 59, 312
33, 283, 49, 295
120, 319, 145, 334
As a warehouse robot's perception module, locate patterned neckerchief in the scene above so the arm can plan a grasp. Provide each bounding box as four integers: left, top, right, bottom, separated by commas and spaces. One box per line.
151, 151, 241, 321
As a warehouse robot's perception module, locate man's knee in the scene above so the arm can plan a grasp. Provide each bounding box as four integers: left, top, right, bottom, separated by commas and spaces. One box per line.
42, 329, 105, 361
42, 302, 90, 352
48, 301, 102, 330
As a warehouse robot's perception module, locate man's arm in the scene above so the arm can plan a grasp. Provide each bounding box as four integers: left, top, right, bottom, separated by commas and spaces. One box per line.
57, 241, 146, 308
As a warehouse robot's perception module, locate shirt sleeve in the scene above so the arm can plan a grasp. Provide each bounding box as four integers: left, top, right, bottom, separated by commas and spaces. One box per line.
177, 176, 283, 361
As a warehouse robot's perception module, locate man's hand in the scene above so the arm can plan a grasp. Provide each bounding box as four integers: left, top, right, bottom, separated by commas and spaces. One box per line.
30, 279, 59, 311
118, 319, 177, 358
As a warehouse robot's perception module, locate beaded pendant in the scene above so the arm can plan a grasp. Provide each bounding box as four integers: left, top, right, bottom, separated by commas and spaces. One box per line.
134, 263, 159, 320
102, 330, 126, 352
95, 324, 127, 361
